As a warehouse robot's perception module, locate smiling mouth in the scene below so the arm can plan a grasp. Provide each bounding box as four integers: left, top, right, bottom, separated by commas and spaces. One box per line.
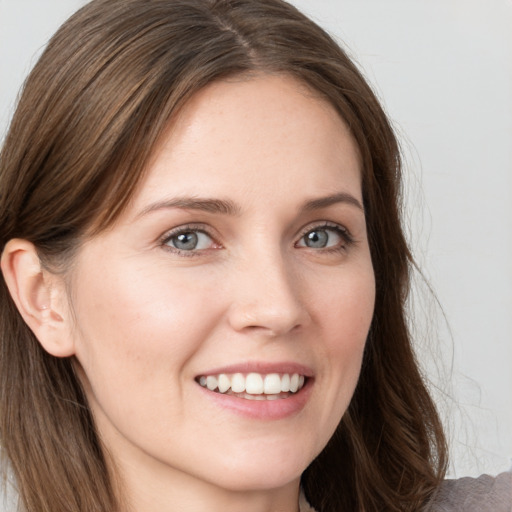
196, 372, 307, 400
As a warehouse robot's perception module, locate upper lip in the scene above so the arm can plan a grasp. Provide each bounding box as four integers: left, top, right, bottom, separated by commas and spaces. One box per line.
196, 361, 314, 378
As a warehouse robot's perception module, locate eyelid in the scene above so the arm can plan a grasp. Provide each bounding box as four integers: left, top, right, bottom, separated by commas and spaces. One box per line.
297, 221, 352, 240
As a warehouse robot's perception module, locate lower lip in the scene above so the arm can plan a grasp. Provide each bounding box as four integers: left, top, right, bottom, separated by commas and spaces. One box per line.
197, 379, 314, 420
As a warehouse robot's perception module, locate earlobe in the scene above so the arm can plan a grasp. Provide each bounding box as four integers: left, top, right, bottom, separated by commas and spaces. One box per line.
0, 239, 75, 357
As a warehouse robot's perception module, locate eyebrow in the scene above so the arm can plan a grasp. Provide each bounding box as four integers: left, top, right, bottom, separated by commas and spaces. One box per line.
136, 197, 241, 218
136, 191, 363, 218
301, 192, 364, 212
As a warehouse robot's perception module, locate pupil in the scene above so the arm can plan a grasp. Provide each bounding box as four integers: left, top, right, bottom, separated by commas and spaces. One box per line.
174, 232, 198, 250
306, 230, 328, 248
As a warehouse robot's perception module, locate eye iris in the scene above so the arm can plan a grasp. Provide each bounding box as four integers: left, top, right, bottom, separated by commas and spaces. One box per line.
305, 229, 328, 248
173, 232, 198, 250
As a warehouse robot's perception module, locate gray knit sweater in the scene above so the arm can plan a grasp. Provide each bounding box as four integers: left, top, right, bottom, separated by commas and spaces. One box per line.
299, 473, 512, 512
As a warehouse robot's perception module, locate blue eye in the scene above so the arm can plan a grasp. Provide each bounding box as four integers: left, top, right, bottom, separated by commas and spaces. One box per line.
164, 229, 214, 251
297, 225, 350, 250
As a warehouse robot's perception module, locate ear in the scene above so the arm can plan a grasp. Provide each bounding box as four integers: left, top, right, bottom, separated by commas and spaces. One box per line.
1, 239, 76, 357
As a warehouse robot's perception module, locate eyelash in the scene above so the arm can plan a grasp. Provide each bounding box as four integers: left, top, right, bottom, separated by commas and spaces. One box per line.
159, 222, 354, 256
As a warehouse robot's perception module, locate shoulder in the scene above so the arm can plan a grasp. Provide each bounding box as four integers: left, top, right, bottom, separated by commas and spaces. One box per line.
300, 474, 512, 512
426, 472, 512, 512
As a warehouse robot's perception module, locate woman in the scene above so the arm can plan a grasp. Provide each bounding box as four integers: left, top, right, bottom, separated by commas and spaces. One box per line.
0, 1, 509, 511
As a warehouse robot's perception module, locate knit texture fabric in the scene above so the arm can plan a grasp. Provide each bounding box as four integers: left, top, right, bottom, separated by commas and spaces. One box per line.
426, 472, 512, 511
299, 473, 512, 512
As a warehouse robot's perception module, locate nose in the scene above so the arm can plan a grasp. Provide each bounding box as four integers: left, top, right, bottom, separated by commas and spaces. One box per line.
226, 249, 311, 337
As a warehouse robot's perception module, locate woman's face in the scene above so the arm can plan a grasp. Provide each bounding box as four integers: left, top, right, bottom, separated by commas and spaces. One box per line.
65, 75, 375, 500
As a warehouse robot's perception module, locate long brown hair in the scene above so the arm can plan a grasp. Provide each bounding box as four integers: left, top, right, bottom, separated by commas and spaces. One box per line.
0, 1, 447, 510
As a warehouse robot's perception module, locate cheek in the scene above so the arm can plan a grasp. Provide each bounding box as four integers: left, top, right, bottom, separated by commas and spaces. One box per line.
315, 259, 375, 352
309, 261, 374, 429
69, 261, 222, 393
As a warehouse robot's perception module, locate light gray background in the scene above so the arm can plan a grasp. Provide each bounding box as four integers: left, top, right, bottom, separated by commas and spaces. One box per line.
1, 0, 511, 478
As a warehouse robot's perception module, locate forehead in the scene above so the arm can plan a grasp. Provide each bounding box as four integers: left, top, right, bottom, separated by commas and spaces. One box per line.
131, 74, 362, 213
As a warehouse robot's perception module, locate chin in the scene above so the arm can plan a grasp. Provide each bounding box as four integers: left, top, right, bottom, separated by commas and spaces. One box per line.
209, 467, 303, 493
200, 444, 314, 492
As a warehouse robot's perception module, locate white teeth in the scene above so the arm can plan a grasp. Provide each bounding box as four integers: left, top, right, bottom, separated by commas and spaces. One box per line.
290, 373, 300, 393
246, 394, 266, 401
231, 373, 245, 393
280, 373, 290, 392
263, 373, 282, 394
198, 372, 307, 397
245, 373, 264, 394
217, 374, 231, 393
206, 375, 218, 391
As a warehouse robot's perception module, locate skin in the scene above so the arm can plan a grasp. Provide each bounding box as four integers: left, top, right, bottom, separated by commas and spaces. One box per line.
3, 74, 375, 512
